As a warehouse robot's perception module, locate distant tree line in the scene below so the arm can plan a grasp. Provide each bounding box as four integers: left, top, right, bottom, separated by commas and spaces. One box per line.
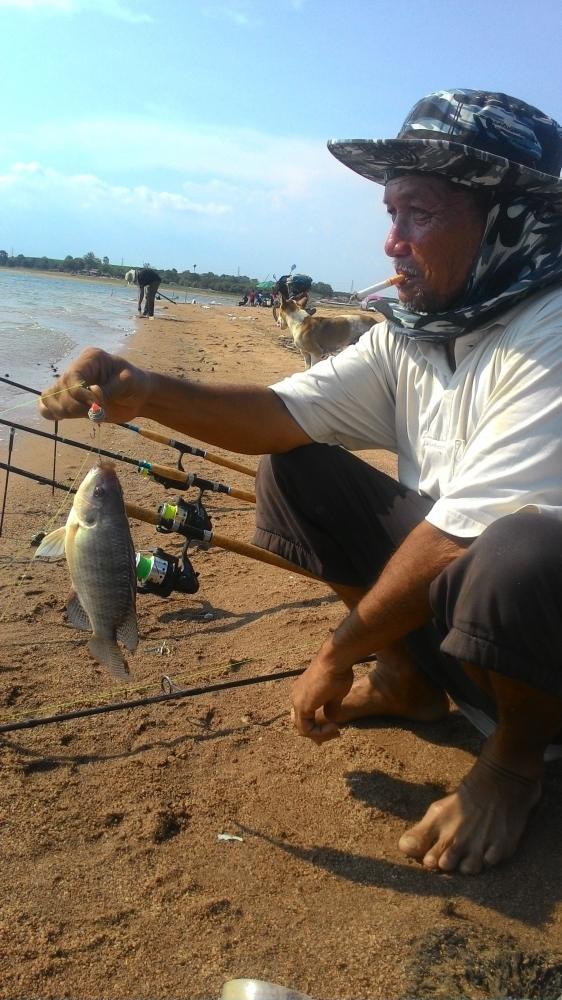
0, 249, 124, 278
0, 250, 335, 297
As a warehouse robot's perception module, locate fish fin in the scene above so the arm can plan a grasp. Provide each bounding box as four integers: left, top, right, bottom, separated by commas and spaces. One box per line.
66, 591, 91, 632
33, 525, 66, 560
116, 606, 139, 653
88, 636, 132, 683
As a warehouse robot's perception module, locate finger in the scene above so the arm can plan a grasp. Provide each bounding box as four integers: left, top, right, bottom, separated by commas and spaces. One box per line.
38, 379, 86, 420
307, 722, 341, 745
86, 383, 105, 406
291, 707, 340, 743
321, 696, 345, 722
40, 377, 96, 420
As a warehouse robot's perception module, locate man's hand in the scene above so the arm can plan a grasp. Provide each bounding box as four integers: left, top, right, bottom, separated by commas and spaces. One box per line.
291, 651, 354, 745
38, 347, 152, 425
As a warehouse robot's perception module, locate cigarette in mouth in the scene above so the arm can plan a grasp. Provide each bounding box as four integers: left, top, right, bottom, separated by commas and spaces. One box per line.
353, 274, 406, 299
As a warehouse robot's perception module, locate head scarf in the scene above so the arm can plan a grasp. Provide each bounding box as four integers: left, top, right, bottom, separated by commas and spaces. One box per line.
374, 191, 562, 342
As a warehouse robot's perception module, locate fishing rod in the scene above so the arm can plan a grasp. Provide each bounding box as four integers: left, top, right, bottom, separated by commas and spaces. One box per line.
0, 376, 59, 498
155, 290, 178, 305
0, 427, 15, 537
122, 423, 257, 478
0, 460, 324, 584
0, 667, 305, 734
0, 374, 257, 479
0, 417, 255, 504
0, 375, 41, 395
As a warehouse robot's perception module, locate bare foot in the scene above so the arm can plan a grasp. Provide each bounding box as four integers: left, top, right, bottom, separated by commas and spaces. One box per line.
323, 658, 449, 725
398, 748, 542, 874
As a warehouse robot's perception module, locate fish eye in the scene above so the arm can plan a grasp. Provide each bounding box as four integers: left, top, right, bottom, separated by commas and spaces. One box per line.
93, 485, 105, 497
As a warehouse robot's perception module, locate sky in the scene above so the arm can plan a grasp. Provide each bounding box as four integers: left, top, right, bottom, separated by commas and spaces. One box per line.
1, 0, 561, 292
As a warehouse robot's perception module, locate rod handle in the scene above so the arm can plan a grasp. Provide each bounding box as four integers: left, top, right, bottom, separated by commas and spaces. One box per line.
211, 532, 323, 582
229, 487, 256, 503
125, 502, 160, 525
201, 451, 257, 478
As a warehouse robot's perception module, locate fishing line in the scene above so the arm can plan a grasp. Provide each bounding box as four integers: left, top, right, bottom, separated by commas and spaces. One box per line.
0, 381, 87, 418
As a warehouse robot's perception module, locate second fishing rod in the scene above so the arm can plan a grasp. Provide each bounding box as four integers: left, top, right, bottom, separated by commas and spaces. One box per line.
0, 416, 256, 504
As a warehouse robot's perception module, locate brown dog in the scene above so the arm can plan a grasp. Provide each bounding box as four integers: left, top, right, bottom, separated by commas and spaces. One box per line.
278, 294, 377, 369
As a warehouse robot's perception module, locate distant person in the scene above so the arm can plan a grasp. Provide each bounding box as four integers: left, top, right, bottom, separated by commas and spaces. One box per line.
248, 289, 256, 306
238, 292, 249, 306
274, 273, 315, 315
131, 267, 161, 318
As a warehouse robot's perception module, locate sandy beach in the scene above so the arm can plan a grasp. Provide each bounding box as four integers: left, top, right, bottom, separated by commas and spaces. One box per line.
1, 300, 562, 1000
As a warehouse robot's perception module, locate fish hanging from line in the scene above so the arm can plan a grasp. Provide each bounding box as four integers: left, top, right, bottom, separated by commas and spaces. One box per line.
34, 461, 138, 681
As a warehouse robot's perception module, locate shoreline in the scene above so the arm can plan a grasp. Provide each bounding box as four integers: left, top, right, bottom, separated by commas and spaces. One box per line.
0, 265, 240, 301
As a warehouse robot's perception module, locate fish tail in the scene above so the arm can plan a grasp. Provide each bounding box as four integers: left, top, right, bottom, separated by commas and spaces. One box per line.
88, 636, 131, 683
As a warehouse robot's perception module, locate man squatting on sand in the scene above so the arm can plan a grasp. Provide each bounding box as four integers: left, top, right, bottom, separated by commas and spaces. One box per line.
41, 90, 562, 875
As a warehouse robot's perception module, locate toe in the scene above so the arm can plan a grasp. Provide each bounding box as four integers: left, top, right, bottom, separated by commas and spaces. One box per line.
398, 830, 429, 860
421, 849, 441, 870
458, 852, 484, 875
483, 841, 511, 868
399, 796, 453, 861
434, 842, 466, 872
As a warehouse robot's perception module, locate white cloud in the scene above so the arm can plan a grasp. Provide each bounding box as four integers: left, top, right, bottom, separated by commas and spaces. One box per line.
0, 116, 339, 205
0, 115, 391, 287
0, 0, 153, 23
0, 163, 231, 216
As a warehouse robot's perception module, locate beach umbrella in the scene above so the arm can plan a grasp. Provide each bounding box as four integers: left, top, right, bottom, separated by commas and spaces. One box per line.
257, 279, 276, 290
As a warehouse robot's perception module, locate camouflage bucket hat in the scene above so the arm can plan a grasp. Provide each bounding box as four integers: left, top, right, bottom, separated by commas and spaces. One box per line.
328, 89, 562, 196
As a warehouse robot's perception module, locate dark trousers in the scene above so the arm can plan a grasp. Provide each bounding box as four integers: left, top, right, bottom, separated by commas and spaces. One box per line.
253, 444, 562, 722
142, 279, 161, 317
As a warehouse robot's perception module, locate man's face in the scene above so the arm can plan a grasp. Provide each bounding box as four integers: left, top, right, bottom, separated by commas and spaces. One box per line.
383, 175, 487, 313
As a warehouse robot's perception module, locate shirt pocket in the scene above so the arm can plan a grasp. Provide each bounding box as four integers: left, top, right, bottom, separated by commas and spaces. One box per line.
419, 436, 465, 498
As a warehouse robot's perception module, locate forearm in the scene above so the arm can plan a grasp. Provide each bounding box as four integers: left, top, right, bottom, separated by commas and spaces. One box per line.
38, 348, 313, 455
140, 372, 311, 454
321, 518, 471, 669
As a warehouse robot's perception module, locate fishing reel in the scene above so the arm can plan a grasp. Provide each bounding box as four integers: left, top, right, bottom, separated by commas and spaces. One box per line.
136, 545, 199, 598
156, 496, 212, 544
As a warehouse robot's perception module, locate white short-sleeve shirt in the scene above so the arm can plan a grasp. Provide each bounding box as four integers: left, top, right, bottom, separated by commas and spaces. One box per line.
270, 286, 562, 538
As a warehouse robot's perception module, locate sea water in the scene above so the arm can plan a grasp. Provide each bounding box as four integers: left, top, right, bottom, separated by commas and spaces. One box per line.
0, 269, 236, 437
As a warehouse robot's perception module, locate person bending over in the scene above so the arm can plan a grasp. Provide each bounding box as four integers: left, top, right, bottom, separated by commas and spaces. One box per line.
39, 89, 562, 875
133, 266, 161, 318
